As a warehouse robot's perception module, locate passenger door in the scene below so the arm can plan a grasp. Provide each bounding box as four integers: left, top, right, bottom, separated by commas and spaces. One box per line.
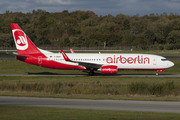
153, 57, 156, 65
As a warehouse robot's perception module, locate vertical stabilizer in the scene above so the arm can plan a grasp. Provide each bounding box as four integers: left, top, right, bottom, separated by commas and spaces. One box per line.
11, 23, 41, 55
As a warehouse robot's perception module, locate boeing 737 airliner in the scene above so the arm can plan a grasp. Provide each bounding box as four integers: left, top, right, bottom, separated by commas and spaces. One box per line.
11, 23, 174, 76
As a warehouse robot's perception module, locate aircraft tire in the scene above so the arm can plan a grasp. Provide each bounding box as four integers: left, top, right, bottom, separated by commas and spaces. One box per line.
89, 71, 94, 76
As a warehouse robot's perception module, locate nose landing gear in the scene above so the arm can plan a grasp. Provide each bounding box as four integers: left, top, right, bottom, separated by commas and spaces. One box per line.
156, 72, 159, 76
156, 69, 164, 76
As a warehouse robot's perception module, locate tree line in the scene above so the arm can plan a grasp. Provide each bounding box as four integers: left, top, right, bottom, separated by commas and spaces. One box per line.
0, 9, 180, 50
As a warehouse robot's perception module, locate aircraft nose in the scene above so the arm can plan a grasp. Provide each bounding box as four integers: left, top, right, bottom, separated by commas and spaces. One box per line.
169, 61, 174, 67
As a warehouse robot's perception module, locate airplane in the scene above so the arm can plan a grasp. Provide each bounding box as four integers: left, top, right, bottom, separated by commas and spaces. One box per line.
11, 23, 174, 76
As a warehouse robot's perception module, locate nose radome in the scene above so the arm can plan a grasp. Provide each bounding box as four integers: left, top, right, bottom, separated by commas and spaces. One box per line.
169, 61, 174, 67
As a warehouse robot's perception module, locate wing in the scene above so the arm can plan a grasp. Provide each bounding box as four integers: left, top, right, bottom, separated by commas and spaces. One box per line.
61, 50, 102, 69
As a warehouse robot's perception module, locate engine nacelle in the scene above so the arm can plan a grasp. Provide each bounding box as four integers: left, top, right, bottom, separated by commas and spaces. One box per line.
100, 65, 118, 74
156, 69, 164, 72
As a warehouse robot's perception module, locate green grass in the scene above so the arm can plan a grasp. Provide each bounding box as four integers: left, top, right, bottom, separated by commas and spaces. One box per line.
0, 76, 180, 101
0, 106, 180, 120
1, 76, 180, 83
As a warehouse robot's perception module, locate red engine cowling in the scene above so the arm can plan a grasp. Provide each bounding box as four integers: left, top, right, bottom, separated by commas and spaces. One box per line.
101, 65, 118, 74
156, 69, 165, 72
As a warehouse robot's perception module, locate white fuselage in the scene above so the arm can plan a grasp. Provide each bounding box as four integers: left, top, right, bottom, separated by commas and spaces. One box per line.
42, 52, 174, 70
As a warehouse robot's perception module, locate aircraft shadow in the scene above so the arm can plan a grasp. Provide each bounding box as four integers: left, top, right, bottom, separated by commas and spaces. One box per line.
28, 72, 89, 76
28, 72, 60, 75
27, 72, 174, 77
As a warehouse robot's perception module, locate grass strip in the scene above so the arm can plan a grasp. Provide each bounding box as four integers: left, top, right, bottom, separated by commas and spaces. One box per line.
0, 76, 180, 101
0, 106, 180, 120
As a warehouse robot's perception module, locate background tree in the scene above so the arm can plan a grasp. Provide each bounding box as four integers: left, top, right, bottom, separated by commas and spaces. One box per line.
167, 30, 180, 49
144, 29, 156, 45
0, 10, 180, 49
123, 19, 130, 30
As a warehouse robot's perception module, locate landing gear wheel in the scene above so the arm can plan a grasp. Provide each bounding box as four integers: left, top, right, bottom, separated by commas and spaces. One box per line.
89, 71, 94, 76
156, 72, 159, 76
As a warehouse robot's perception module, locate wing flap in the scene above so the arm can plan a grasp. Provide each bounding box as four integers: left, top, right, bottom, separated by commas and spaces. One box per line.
78, 62, 102, 69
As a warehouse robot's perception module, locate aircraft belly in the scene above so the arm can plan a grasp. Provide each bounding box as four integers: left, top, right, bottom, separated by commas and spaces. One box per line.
116, 63, 162, 70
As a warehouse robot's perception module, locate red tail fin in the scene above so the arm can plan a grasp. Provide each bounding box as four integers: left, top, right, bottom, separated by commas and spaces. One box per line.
11, 23, 41, 55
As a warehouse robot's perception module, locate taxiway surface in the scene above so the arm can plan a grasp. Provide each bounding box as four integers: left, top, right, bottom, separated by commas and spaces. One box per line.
0, 96, 179, 113
0, 73, 180, 77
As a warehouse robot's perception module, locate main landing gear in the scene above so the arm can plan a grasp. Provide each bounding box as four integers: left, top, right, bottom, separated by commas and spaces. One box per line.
89, 70, 94, 76
156, 72, 159, 76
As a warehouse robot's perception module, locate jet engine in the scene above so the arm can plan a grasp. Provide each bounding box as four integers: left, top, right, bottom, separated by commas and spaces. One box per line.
100, 65, 118, 74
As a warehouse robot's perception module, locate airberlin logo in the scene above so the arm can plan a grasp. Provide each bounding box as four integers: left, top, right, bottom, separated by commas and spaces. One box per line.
13, 29, 28, 50
106, 55, 150, 64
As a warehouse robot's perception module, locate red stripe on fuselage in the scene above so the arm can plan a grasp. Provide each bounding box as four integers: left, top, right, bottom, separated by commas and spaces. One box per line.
18, 54, 86, 70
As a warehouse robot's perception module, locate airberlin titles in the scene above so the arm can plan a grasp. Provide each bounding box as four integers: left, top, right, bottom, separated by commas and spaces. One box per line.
106, 55, 150, 64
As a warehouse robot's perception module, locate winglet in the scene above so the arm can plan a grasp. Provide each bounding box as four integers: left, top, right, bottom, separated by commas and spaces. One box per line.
70, 48, 75, 53
61, 50, 71, 61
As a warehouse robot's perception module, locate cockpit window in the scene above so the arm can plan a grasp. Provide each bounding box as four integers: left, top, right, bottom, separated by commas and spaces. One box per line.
161, 59, 168, 61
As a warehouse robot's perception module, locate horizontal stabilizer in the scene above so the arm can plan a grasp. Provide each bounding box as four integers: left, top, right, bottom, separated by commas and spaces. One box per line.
13, 52, 28, 59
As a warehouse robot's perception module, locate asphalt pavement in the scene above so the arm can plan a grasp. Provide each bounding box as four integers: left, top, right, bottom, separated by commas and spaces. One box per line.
0, 96, 179, 113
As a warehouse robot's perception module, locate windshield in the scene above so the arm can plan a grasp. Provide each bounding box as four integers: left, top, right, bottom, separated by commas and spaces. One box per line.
161, 59, 168, 61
